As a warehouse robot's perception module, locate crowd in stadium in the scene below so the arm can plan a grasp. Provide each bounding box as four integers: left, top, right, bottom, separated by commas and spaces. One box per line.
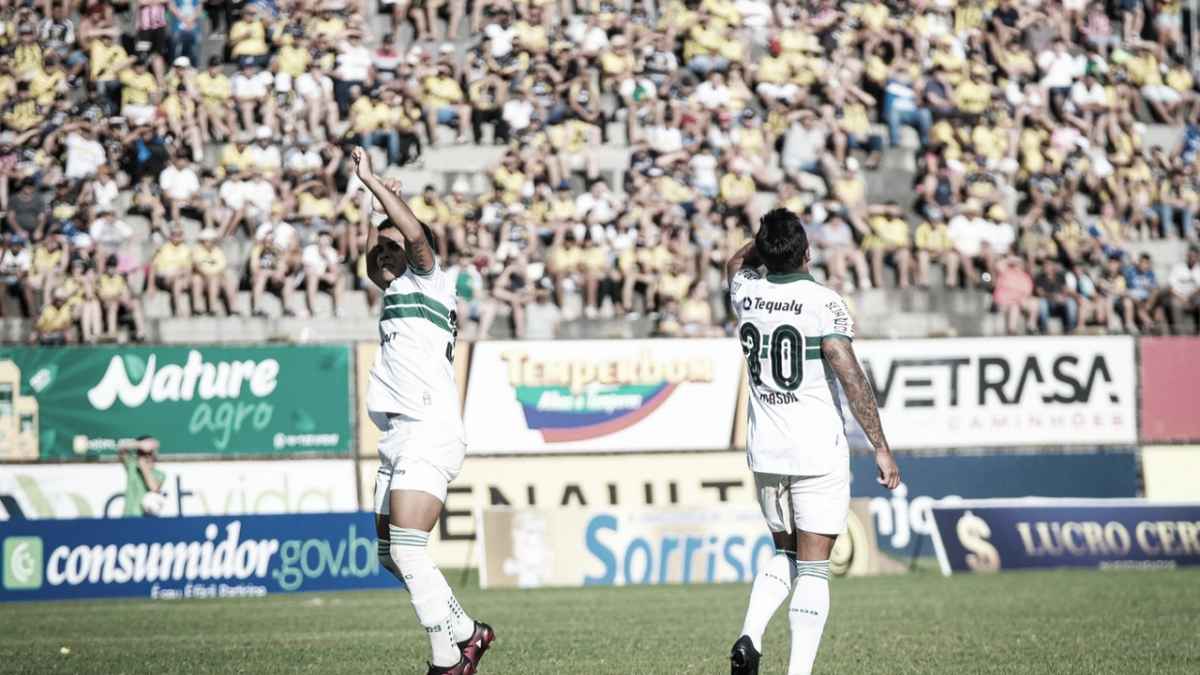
2, 0, 1200, 345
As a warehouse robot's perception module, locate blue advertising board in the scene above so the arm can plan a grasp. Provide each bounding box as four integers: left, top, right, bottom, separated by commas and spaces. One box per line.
848, 452, 1138, 558
929, 499, 1200, 574
0, 512, 394, 602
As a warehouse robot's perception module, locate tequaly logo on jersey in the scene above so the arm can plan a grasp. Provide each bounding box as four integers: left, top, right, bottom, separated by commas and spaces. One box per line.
741, 297, 804, 315
499, 350, 714, 442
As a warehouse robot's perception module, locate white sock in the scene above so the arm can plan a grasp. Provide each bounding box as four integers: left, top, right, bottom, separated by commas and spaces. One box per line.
378, 539, 403, 582
446, 594, 475, 644
787, 560, 830, 675
390, 526, 461, 667
740, 551, 797, 652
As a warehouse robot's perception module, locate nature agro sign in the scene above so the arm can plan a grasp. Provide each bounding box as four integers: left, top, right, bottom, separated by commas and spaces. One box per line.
928, 499, 1200, 575
849, 336, 1137, 449
464, 339, 743, 453
0, 512, 393, 601
0, 345, 351, 458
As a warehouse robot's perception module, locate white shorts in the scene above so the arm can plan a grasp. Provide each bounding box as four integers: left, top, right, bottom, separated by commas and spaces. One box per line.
371, 412, 465, 512
754, 468, 850, 536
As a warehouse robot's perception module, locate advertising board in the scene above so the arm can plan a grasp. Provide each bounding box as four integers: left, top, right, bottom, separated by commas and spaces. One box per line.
1139, 337, 1200, 443
0, 460, 360, 520
463, 339, 743, 453
0, 512, 391, 602
929, 499, 1200, 575
0, 346, 352, 459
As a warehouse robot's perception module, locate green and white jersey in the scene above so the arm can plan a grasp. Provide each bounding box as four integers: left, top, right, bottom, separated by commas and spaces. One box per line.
367, 261, 462, 431
730, 269, 853, 476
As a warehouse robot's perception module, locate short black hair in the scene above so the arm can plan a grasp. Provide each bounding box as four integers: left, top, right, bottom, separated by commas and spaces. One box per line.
379, 219, 439, 254
755, 208, 808, 273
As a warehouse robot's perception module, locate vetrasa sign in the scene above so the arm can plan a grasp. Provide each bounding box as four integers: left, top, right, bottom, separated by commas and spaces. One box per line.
850, 337, 1137, 449
0, 512, 390, 601
0, 346, 351, 458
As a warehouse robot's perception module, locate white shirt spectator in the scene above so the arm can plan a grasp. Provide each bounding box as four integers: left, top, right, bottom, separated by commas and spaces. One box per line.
64, 132, 106, 180
0, 246, 30, 278
948, 214, 990, 257
646, 125, 683, 154
89, 215, 134, 249
1069, 80, 1106, 108
1037, 48, 1084, 88
336, 42, 372, 81
736, 0, 773, 28
220, 178, 249, 210
159, 164, 200, 201
484, 23, 516, 57
91, 177, 119, 213
285, 147, 324, 174
575, 192, 618, 223
242, 178, 277, 216
296, 72, 333, 100
302, 243, 339, 275
502, 99, 534, 133
983, 221, 1017, 254
580, 25, 609, 54
695, 81, 731, 110
690, 153, 719, 195
1167, 260, 1200, 297
233, 71, 274, 99
249, 143, 283, 174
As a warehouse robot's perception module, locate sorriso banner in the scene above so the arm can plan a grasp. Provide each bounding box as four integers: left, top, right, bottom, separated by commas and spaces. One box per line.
478, 501, 899, 589
928, 499, 1200, 575
0, 345, 352, 459
0, 460, 359, 520
851, 336, 1137, 449
1139, 337, 1200, 443
0, 512, 391, 602
463, 339, 743, 453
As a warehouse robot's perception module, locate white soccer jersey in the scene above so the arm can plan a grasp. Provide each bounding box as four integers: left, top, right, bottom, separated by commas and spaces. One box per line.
730, 269, 854, 476
367, 262, 463, 432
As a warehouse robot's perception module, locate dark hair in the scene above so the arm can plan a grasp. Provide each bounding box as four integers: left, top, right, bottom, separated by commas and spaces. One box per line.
755, 208, 808, 273
378, 219, 439, 255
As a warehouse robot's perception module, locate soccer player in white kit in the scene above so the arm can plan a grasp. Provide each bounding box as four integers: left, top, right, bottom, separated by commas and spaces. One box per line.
351, 148, 494, 675
726, 208, 901, 675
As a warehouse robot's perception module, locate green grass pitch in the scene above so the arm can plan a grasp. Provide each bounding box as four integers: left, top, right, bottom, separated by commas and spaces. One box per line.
2, 568, 1198, 674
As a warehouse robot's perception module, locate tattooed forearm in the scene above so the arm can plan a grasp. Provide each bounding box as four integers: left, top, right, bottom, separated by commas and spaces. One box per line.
823, 337, 889, 450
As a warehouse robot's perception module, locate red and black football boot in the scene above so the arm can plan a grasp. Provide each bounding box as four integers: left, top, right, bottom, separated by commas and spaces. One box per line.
457, 621, 496, 673
425, 655, 471, 675
730, 635, 761, 675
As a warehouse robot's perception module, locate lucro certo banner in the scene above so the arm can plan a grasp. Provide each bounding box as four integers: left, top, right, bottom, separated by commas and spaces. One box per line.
478, 500, 899, 589
463, 339, 743, 453
0, 460, 359, 520
0, 345, 352, 458
0, 512, 391, 602
850, 336, 1137, 449
928, 499, 1200, 575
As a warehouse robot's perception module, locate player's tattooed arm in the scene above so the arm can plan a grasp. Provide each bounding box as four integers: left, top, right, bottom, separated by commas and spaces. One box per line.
350, 147, 435, 274
823, 337, 901, 489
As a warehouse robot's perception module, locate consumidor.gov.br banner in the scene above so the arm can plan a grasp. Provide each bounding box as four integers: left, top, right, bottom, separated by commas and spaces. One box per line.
0, 345, 352, 460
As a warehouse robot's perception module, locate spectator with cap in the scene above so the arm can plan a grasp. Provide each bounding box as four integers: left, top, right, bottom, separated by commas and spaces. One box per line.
29, 285, 74, 345
232, 57, 276, 135
0, 234, 31, 318
192, 229, 242, 317
148, 225, 194, 317
248, 222, 300, 317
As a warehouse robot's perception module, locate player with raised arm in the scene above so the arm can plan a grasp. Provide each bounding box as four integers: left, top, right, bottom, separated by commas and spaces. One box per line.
726, 208, 901, 675
352, 147, 494, 675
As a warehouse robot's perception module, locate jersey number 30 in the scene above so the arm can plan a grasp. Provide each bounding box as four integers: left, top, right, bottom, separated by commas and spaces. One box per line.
739, 323, 805, 391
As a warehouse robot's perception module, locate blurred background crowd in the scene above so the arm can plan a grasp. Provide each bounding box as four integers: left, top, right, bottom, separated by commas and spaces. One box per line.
2, 0, 1199, 345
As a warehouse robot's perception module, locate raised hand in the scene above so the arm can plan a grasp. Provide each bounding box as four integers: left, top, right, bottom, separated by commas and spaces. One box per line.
351, 146, 373, 182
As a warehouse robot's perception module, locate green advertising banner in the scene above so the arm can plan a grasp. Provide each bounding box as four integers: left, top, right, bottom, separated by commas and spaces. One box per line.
0, 345, 352, 459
